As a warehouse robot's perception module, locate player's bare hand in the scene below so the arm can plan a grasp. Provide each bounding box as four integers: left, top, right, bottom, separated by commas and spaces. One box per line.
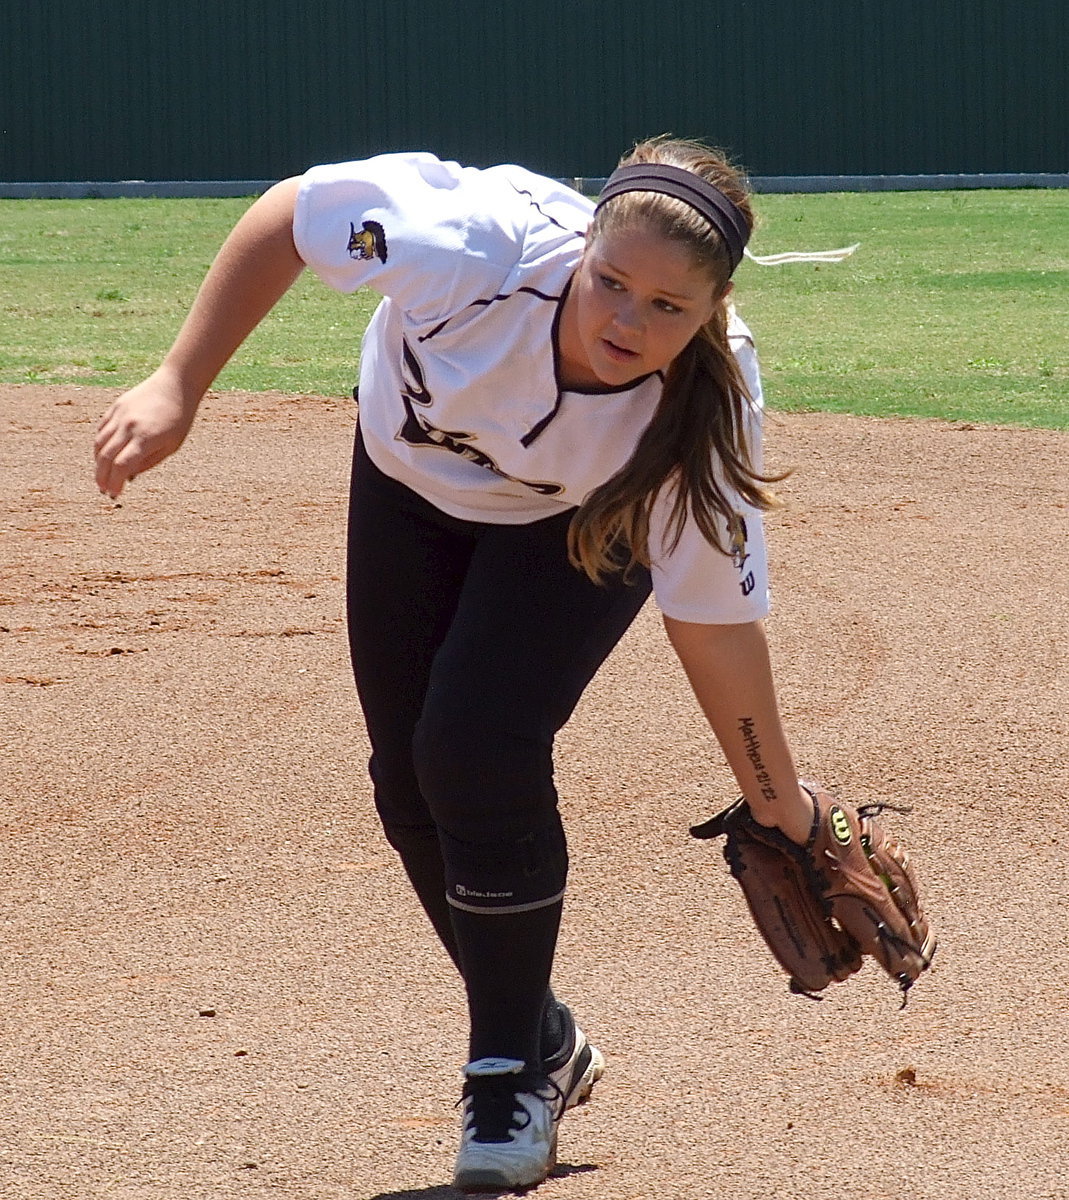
94, 373, 199, 499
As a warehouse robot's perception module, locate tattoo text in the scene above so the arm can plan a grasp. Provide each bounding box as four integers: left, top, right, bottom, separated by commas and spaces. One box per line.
739, 716, 778, 802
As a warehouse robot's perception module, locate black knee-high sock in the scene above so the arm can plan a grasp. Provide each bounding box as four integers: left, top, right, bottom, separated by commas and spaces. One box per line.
450, 899, 564, 1068
386, 828, 565, 1060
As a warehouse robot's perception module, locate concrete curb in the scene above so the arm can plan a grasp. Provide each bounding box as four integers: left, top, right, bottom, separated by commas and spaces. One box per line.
2, 173, 1068, 199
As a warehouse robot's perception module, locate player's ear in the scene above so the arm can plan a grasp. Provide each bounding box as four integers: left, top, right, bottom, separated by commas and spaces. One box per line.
698, 279, 732, 327
708, 280, 734, 311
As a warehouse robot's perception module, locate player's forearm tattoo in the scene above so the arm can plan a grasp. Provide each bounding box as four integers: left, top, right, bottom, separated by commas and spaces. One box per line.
739, 716, 778, 802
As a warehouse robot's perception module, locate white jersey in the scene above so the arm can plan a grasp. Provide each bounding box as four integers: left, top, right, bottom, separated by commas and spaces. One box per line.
293, 152, 770, 623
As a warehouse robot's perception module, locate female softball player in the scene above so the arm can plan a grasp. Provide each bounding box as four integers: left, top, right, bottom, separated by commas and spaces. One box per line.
94, 137, 818, 1192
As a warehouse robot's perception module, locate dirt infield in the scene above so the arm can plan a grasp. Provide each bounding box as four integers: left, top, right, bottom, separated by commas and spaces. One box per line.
2, 384, 1067, 1200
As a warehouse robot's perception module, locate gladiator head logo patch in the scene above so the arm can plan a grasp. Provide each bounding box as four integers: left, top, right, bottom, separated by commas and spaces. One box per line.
348, 219, 388, 262
829, 805, 853, 846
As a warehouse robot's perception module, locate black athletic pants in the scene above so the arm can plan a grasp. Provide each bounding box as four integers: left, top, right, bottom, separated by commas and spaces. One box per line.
345, 428, 652, 1066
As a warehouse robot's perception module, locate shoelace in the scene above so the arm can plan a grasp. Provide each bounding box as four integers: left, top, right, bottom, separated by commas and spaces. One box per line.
460, 1071, 563, 1143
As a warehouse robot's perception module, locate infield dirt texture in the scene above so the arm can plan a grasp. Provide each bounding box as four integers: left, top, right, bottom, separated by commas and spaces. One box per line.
2, 384, 1067, 1200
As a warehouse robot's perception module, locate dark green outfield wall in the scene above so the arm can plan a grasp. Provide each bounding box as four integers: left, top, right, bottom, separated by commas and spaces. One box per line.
3, 1, 1065, 182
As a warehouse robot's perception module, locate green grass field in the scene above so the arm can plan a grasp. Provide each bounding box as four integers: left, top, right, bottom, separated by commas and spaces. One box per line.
0, 189, 1066, 428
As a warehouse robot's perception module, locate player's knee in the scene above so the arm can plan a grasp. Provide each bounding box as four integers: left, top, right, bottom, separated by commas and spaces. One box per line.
378, 814, 440, 862
366, 750, 434, 832
411, 706, 554, 828
412, 702, 566, 909
439, 819, 568, 914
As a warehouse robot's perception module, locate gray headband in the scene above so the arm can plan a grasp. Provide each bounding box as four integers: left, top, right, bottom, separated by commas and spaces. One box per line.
594, 163, 750, 275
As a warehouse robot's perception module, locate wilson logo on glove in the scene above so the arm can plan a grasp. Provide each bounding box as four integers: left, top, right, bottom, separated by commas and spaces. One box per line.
829, 806, 853, 846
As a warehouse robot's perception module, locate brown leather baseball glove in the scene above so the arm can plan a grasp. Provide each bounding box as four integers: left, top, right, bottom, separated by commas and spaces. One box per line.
691, 781, 935, 1004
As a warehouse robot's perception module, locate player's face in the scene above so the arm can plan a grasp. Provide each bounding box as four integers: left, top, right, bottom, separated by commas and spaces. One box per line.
559, 224, 725, 389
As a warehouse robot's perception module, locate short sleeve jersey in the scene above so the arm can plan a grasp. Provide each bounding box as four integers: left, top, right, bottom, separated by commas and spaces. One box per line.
293, 152, 770, 623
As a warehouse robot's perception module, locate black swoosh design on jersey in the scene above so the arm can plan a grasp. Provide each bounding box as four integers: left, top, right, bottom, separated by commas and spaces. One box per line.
401, 338, 433, 406
395, 339, 565, 497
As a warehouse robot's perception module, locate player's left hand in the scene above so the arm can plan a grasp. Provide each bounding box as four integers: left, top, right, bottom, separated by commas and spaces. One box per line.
691, 781, 936, 1004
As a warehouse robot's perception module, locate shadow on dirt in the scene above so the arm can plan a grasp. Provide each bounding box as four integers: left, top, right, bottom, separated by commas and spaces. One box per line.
366, 1161, 598, 1198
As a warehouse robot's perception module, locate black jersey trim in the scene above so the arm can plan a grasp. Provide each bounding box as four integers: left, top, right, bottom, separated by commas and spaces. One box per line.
507, 181, 587, 235
417, 286, 563, 343
522, 277, 659, 447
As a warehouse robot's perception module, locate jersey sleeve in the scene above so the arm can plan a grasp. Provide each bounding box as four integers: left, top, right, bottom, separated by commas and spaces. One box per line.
292, 153, 581, 328
647, 324, 772, 624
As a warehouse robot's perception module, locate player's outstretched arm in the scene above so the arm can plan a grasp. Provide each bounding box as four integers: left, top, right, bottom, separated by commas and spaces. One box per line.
663, 616, 814, 843
94, 177, 305, 498
674, 615, 936, 1000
